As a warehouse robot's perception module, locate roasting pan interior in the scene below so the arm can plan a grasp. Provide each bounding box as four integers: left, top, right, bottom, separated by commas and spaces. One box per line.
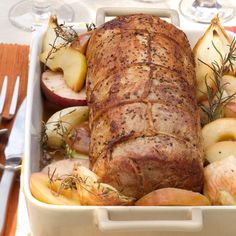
24, 21, 236, 210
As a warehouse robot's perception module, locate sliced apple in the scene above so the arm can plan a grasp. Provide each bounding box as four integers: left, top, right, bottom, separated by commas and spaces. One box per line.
205, 141, 236, 163
45, 106, 89, 148
73, 165, 135, 206
204, 155, 236, 205
41, 159, 89, 176
135, 188, 210, 206
30, 172, 81, 205
40, 47, 87, 92
202, 118, 236, 148
217, 191, 236, 205
42, 16, 67, 52
41, 70, 87, 107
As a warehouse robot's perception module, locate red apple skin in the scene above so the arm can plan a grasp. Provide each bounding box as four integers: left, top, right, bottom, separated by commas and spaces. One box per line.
71, 31, 93, 54
65, 121, 90, 155
225, 27, 236, 33
41, 70, 87, 108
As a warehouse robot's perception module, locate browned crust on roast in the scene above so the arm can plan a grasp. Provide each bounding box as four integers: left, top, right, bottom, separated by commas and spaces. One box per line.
86, 14, 203, 199
92, 135, 203, 198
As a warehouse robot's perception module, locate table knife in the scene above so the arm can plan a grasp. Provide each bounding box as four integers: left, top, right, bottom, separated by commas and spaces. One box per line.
0, 99, 26, 235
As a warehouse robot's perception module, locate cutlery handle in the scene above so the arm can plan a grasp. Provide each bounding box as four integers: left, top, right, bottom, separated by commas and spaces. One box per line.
0, 169, 15, 235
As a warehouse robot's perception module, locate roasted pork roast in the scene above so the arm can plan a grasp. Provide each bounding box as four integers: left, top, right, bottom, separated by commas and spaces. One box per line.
86, 14, 203, 199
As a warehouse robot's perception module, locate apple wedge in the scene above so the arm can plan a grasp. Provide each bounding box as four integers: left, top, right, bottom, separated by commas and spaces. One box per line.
40, 47, 87, 92
45, 106, 89, 148
41, 70, 86, 107
205, 141, 236, 163
135, 188, 210, 206
202, 118, 236, 148
30, 172, 81, 205
42, 16, 67, 52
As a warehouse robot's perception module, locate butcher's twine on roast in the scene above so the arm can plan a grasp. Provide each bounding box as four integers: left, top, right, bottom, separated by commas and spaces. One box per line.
86, 14, 204, 199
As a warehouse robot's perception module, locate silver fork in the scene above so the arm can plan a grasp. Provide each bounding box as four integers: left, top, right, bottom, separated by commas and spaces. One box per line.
0, 75, 20, 135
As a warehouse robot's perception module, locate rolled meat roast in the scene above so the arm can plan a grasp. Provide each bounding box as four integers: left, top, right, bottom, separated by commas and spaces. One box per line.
86, 14, 204, 199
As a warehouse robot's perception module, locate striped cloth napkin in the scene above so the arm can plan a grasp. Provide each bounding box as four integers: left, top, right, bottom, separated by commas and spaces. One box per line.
0, 43, 28, 236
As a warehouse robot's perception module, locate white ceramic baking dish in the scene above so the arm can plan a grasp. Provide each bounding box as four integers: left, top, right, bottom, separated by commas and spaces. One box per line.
23, 8, 236, 236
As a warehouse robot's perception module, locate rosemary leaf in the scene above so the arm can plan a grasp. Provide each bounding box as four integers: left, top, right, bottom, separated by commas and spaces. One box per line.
199, 38, 236, 125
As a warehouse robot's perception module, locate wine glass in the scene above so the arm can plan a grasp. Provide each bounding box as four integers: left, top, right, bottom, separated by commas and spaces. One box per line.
179, 0, 235, 23
8, 0, 74, 32
134, 0, 166, 2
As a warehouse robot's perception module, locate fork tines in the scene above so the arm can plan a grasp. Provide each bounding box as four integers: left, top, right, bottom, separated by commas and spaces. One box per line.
9, 75, 20, 119
0, 76, 8, 118
0, 75, 20, 121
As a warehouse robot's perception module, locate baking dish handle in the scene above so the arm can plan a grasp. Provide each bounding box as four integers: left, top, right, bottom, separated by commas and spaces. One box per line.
95, 208, 203, 232
96, 7, 180, 26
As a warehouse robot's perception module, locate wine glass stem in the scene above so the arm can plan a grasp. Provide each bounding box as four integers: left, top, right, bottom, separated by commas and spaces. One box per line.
32, 0, 52, 19
194, 0, 220, 8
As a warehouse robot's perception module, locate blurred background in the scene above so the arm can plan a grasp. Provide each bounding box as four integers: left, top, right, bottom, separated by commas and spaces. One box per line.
0, 0, 235, 44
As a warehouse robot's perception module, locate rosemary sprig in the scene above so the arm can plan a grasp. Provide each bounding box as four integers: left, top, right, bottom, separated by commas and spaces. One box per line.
44, 18, 96, 66
226, 39, 236, 72
86, 23, 96, 32
199, 38, 236, 124
47, 166, 134, 202
48, 167, 77, 196
45, 19, 78, 65
41, 121, 48, 149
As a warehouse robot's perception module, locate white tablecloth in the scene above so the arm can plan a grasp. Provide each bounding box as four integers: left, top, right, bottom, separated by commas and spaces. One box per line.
0, 0, 235, 235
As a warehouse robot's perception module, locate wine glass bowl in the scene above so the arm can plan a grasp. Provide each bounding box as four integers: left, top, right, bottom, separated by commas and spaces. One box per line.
8, 0, 74, 32
179, 0, 235, 23
134, 0, 166, 2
